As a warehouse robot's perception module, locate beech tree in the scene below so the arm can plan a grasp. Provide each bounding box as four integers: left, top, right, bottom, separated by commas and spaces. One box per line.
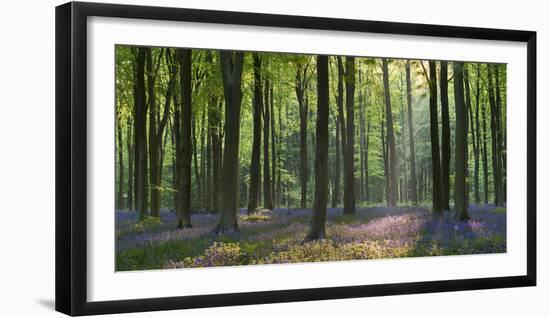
217, 51, 244, 233
310, 55, 329, 239
453, 62, 469, 220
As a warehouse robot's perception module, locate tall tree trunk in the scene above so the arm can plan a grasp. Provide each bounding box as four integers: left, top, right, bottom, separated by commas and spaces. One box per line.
440, 61, 451, 211
211, 98, 222, 213
263, 75, 273, 210
494, 65, 506, 204
247, 54, 262, 214
117, 115, 124, 209
418, 161, 424, 202
135, 48, 149, 219
473, 64, 481, 204
487, 64, 502, 206
277, 98, 283, 206
464, 65, 475, 205
380, 114, 389, 203
343, 57, 356, 214
173, 92, 181, 212
453, 62, 470, 220
331, 116, 341, 207
405, 61, 418, 205
126, 118, 134, 210
192, 114, 201, 209
481, 96, 489, 204
428, 61, 443, 213
200, 107, 207, 209
146, 48, 161, 218
365, 121, 370, 202
309, 55, 329, 239
359, 86, 365, 201
206, 112, 212, 211
270, 85, 277, 207
335, 57, 347, 208
399, 87, 408, 203
217, 51, 244, 233
176, 48, 193, 228
295, 62, 309, 209
382, 58, 397, 206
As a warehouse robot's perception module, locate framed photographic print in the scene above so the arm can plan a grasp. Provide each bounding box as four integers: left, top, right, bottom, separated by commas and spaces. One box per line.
55, 1, 536, 316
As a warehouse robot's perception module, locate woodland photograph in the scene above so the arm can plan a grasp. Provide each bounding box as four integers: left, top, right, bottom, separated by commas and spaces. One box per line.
115, 45, 507, 271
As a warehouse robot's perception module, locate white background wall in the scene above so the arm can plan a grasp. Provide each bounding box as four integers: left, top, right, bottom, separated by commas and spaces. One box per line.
0, 0, 547, 316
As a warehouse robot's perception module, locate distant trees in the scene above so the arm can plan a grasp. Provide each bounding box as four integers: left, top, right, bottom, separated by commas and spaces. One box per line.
115, 46, 507, 233
295, 59, 312, 209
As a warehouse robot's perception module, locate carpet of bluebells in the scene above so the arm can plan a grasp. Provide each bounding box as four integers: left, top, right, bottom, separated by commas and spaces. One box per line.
115, 205, 506, 271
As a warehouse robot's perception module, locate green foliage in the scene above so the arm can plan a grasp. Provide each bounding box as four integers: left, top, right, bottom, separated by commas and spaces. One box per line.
130, 216, 161, 233
240, 210, 273, 223
491, 207, 506, 214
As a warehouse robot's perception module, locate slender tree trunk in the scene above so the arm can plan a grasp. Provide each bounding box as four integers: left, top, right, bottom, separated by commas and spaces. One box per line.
217, 51, 244, 233
382, 58, 397, 206
473, 64, 481, 204
309, 55, 329, 239
343, 57, 356, 214
277, 99, 283, 206
117, 115, 125, 209
465, 65, 475, 205
358, 84, 367, 203
270, 85, 277, 207
247, 54, 262, 214
481, 96, 489, 204
365, 121, 370, 202
380, 115, 389, 203
206, 112, 212, 211
405, 61, 418, 205
440, 61, 451, 211
146, 49, 161, 218
428, 61, 443, 213
211, 98, 222, 213
263, 75, 273, 210
399, 88, 408, 203
454, 62, 470, 220
200, 108, 207, 209
418, 162, 424, 202
487, 64, 502, 206
331, 116, 341, 207
135, 48, 149, 219
336, 57, 347, 208
173, 92, 181, 212
296, 63, 308, 209
192, 114, 201, 208
495, 65, 506, 204
176, 48, 193, 228
126, 118, 134, 210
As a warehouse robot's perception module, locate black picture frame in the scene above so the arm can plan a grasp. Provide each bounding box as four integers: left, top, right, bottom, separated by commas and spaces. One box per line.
55, 1, 537, 316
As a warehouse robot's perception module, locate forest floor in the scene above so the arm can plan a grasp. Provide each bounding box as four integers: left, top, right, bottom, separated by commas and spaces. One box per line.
115, 205, 506, 271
